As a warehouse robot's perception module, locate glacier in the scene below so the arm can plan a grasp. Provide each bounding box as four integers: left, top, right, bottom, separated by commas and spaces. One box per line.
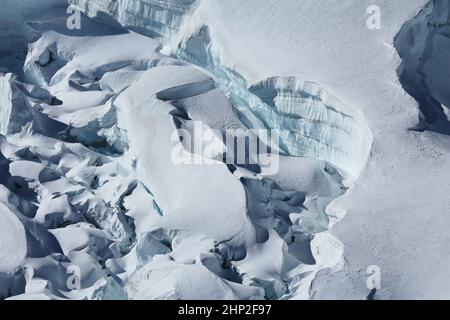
62, 0, 373, 180
1, 0, 450, 301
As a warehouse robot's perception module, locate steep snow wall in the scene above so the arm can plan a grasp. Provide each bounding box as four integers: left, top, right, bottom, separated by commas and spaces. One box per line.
248, 78, 372, 181
0, 74, 32, 134
395, 0, 450, 134
0, 203, 27, 274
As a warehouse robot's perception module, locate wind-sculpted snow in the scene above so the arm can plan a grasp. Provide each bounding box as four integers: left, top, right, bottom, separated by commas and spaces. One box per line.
395, 0, 450, 134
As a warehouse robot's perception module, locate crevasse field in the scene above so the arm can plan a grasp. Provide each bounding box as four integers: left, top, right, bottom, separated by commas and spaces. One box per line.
0, 0, 449, 300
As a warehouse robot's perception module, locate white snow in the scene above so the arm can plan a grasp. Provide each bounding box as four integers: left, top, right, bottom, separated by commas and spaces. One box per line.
0, 203, 27, 273
1, 0, 450, 301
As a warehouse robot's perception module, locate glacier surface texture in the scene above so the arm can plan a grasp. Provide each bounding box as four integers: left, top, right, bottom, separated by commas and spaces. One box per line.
0, 0, 449, 300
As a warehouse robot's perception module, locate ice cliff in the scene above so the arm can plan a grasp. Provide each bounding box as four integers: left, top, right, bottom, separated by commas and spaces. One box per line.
0, 6, 350, 300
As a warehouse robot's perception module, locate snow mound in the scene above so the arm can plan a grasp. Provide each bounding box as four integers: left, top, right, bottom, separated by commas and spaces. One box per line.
126, 256, 264, 300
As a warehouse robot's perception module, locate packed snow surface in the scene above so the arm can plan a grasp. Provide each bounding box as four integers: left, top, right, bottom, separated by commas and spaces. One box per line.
1, 0, 449, 300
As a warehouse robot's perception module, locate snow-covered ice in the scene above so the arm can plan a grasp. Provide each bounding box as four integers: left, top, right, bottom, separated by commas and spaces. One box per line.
0, 0, 449, 300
